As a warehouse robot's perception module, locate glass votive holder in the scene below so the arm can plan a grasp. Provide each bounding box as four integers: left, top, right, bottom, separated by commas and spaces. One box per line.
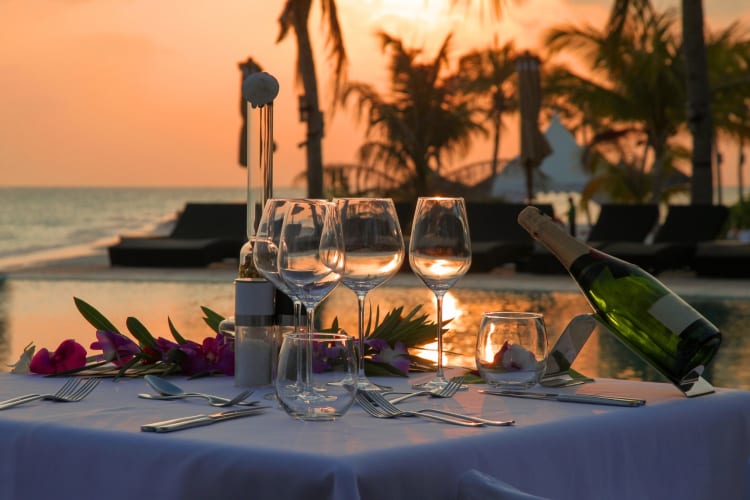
475, 311, 548, 389
276, 332, 357, 421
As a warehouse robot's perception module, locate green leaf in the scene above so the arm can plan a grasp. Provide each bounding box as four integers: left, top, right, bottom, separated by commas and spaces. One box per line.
168, 317, 188, 345
125, 317, 158, 349
201, 306, 226, 333
74, 297, 120, 333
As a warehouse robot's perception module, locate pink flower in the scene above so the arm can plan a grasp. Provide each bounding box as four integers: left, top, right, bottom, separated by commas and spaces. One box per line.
176, 334, 234, 376
367, 338, 410, 375
90, 330, 140, 367
29, 339, 87, 374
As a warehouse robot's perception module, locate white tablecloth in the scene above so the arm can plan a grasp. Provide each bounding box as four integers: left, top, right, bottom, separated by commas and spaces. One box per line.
0, 373, 748, 500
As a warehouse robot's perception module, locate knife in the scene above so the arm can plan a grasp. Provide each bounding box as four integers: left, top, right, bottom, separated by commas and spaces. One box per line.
141, 406, 269, 433
479, 390, 646, 407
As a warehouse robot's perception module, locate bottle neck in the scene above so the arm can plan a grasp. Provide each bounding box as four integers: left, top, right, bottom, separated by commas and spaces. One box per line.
517, 206, 590, 269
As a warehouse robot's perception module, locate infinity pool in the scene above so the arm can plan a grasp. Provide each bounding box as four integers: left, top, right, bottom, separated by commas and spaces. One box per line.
2, 275, 748, 391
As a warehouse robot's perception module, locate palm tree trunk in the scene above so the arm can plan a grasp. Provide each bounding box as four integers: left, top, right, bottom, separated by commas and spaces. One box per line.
291, 1, 324, 199
682, 0, 714, 205
491, 113, 501, 176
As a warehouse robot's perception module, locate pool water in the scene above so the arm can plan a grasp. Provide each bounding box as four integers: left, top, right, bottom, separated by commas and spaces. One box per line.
1, 278, 748, 391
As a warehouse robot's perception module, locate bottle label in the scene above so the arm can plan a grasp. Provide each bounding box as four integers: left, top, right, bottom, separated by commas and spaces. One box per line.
648, 294, 702, 337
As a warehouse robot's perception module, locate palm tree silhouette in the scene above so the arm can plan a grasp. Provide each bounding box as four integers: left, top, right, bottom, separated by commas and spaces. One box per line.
342, 32, 485, 197
277, 0, 347, 198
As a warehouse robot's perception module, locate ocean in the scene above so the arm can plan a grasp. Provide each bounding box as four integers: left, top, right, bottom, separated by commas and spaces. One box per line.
0, 186, 303, 271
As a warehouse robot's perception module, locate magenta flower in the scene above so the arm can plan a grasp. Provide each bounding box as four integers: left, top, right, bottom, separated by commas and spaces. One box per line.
29, 339, 87, 374
311, 341, 346, 373
90, 330, 141, 367
367, 338, 410, 375
176, 334, 234, 376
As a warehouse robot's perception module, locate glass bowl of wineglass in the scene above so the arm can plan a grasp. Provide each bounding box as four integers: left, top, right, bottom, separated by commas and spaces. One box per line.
334, 198, 404, 391
409, 197, 472, 390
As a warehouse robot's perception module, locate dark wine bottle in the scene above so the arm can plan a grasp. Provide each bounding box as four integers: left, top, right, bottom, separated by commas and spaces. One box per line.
517, 206, 721, 386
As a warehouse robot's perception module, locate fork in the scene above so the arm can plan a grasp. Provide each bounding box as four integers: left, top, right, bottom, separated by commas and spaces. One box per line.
365, 390, 515, 427
355, 393, 484, 427
384, 376, 465, 404
0, 378, 101, 410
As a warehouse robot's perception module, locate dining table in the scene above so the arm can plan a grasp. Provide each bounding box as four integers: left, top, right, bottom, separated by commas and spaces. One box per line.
0, 371, 748, 500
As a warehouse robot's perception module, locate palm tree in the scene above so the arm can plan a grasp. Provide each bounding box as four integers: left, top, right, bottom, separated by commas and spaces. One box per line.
277, 0, 347, 198
457, 38, 518, 177
544, 5, 686, 203
342, 32, 486, 197
545, 3, 750, 205
681, 0, 714, 204
606, 0, 714, 204
707, 22, 750, 202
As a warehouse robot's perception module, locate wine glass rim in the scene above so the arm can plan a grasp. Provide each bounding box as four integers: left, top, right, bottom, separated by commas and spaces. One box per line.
482, 311, 544, 319
282, 331, 354, 342
333, 197, 394, 202
416, 196, 465, 201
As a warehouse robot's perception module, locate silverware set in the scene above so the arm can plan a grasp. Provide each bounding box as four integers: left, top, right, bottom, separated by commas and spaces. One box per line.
382, 376, 464, 404
357, 391, 515, 427
0, 378, 101, 410
0, 373, 645, 432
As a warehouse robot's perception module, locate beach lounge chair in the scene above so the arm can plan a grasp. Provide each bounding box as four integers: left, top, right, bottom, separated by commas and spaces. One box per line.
692, 240, 750, 278
393, 200, 553, 273
108, 202, 246, 267
520, 203, 660, 274
600, 204, 729, 274
466, 201, 555, 273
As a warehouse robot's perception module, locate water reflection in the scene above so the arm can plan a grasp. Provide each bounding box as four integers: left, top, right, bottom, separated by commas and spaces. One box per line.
320, 286, 750, 390
2, 277, 747, 390
0, 279, 8, 364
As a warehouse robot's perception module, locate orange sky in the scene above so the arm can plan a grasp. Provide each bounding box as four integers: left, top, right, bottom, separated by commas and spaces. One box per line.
0, 0, 747, 189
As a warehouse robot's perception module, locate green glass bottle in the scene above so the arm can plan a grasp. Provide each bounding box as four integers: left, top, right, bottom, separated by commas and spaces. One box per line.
518, 206, 721, 387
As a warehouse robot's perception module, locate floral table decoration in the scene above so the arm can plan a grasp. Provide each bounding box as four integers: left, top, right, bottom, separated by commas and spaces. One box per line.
11, 297, 440, 379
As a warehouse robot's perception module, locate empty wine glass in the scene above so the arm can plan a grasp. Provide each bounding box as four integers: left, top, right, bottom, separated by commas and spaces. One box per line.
409, 197, 472, 390
253, 199, 303, 332
335, 198, 405, 391
278, 199, 343, 339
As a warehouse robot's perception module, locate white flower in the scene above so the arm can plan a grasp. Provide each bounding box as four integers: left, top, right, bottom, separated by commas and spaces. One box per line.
500, 343, 537, 372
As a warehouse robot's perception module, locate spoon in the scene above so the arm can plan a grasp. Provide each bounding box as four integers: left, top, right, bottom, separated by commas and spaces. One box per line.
143, 375, 256, 406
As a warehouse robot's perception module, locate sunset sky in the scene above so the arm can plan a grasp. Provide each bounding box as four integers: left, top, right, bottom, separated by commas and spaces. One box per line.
1, 0, 748, 189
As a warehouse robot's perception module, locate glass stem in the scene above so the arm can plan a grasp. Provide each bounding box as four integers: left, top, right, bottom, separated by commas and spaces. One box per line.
304, 306, 315, 392
293, 301, 302, 333
435, 293, 445, 380
357, 293, 367, 381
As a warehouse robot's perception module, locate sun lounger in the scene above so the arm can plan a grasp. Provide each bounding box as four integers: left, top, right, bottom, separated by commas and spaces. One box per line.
520, 203, 660, 274
600, 204, 729, 274
108, 202, 246, 267
585, 203, 659, 247
393, 200, 553, 273
692, 240, 750, 278
466, 202, 555, 273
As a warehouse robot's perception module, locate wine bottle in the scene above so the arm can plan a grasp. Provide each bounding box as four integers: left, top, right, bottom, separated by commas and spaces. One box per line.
517, 206, 721, 387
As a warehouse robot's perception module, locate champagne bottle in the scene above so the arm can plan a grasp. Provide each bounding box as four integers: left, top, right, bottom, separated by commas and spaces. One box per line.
517, 206, 721, 386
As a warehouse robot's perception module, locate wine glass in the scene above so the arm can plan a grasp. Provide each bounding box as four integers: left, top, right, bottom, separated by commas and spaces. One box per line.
335, 198, 405, 391
409, 197, 472, 390
277, 199, 343, 340
253, 199, 303, 332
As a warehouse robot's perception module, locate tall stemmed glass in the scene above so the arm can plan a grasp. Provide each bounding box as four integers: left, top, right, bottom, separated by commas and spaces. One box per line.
253, 199, 302, 332
335, 198, 405, 391
409, 197, 472, 390
278, 199, 343, 341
